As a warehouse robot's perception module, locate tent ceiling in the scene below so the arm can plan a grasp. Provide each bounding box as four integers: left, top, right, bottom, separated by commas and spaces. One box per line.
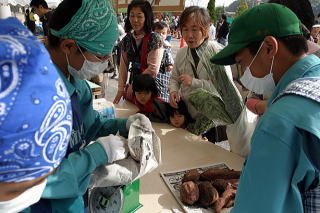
0, 0, 62, 7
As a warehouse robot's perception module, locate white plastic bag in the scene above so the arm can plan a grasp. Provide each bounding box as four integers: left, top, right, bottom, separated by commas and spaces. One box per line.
93, 99, 116, 119
226, 107, 258, 157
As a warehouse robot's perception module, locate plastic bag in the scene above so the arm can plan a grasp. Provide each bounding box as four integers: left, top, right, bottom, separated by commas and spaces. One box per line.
226, 106, 258, 157
93, 99, 116, 119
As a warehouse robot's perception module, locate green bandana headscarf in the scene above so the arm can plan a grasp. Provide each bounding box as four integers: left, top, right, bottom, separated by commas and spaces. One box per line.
50, 0, 118, 55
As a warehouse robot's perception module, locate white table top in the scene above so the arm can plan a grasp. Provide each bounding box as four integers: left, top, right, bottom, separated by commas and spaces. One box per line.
96, 99, 244, 213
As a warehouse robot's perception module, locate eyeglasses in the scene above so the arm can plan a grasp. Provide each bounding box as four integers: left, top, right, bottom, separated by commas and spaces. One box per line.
76, 43, 111, 63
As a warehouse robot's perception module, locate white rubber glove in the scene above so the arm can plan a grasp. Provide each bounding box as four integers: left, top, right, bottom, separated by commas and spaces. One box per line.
97, 134, 128, 163
126, 113, 153, 131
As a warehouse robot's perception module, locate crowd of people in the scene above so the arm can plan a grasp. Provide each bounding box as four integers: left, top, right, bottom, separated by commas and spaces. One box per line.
1, 0, 320, 212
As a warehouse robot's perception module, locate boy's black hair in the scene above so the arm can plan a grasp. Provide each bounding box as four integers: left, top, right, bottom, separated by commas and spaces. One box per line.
221, 14, 227, 20
152, 21, 169, 31
132, 74, 158, 98
30, 0, 49, 9
168, 100, 192, 126
124, 0, 154, 33
47, 0, 86, 52
268, 0, 314, 32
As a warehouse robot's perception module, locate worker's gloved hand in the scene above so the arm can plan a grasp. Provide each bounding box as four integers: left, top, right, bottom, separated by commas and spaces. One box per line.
97, 134, 128, 163
126, 113, 153, 131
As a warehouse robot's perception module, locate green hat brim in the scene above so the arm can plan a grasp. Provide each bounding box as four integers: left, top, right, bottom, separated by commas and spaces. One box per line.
210, 42, 250, 65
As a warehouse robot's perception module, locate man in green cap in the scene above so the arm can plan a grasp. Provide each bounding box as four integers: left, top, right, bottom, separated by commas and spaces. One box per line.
22, 0, 152, 212
211, 3, 320, 213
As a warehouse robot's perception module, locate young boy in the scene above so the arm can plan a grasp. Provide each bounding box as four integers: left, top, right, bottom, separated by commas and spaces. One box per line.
132, 74, 170, 123
153, 21, 174, 103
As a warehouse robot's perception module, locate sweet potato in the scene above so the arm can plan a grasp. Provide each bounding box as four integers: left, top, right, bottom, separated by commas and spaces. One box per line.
211, 179, 229, 196
180, 181, 199, 205
198, 181, 219, 207
200, 168, 241, 181
182, 169, 200, 182
213, 186, 236, 213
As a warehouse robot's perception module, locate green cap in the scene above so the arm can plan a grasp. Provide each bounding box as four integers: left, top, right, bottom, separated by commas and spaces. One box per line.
210, 3, 302, 65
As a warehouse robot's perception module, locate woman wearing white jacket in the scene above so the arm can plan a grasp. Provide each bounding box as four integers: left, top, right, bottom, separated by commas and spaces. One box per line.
169, 6, 243, 142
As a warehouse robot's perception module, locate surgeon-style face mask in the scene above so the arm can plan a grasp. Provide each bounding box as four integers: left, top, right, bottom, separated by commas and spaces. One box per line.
0, 179, 47, 213
240, 42, 275, 95
66, 44, 109, 80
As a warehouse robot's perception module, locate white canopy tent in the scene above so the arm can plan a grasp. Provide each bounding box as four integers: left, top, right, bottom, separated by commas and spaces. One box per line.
0, 0, 61, 19
0, 0, 62, 7
0, 0, 29, 6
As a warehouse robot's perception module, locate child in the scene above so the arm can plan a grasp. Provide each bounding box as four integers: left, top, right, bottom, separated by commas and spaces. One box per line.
168, 100, 192, 128
132, 74, 170, 123
153, 21, 174, 103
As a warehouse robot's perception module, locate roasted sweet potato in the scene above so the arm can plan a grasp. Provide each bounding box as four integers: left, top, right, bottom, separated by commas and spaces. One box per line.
211, 179, 229, 195
180, 181, 199, 205
198, 181, 219, 207
182, 169, 200, 182
225, 198, 235, 208
213, 186, 236, 213
200, 168, 241, 181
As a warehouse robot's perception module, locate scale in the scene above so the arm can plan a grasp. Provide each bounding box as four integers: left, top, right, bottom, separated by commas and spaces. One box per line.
89, 179, 142, 213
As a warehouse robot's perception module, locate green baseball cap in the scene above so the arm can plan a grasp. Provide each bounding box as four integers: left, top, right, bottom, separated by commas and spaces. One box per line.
210, 3, 302, 65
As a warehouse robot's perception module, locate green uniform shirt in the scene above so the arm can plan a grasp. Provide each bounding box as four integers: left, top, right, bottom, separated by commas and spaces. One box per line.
232, 55, 320, 213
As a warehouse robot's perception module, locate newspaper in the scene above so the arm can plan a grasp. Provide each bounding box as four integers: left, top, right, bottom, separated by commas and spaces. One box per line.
90, 118, 161, 188
160, 163, 232, 213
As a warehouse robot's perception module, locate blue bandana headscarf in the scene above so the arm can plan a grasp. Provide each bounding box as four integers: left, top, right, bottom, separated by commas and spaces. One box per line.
0, 18, 72, 183
50, 0, 119, 55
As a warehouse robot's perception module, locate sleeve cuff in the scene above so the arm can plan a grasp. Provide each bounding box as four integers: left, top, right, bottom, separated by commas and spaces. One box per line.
118, 118, 128, 138
86, 142, 108, 167
191, 78, 200, 89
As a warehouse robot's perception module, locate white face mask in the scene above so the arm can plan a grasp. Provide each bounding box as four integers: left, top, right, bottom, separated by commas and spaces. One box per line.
66, 44, 109, 80
240, 42, 276, 95
0, 179, 47, 213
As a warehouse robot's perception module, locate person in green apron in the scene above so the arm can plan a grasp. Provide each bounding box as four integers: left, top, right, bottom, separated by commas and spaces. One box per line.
211, 3, 320, 213
23, 0, 151, 212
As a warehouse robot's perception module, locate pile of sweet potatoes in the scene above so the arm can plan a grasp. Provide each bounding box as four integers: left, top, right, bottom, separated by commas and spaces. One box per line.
180, 168, 241, 213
